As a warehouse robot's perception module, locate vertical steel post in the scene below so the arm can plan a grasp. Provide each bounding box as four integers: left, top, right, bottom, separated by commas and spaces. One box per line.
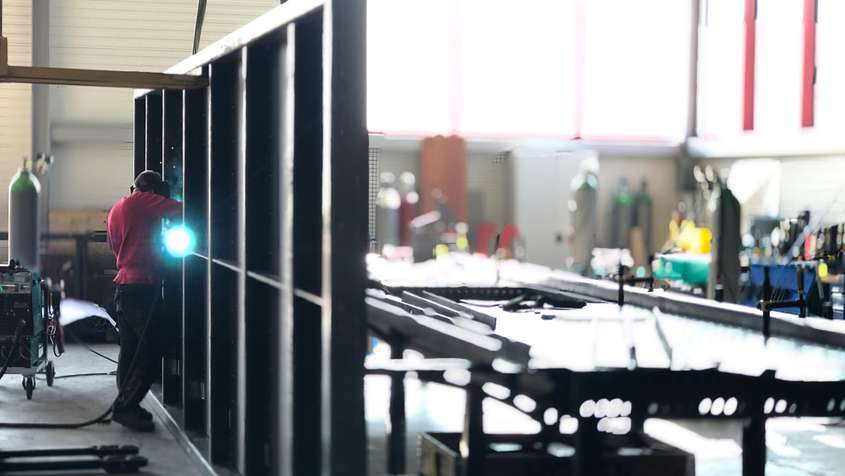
204, 63, 214, 444
686, 0, 700, 138
762, 266, 771, 338
322, 1, 367, 475
162, 89, 184, 407
742, 416, 766, 476
279, 24, 295, 476
134, 101, 146, 177
182, 84, 208, 434
145, 95, 162, 172
573, 420, 602, 476
31, 0, 50, 166
461, 384, 486, 476
30, 0, 52, 238
387, 343, 407, 474
0, 0, 6, 77
797, 266, 806, 318
291, 11, 324, 476
235, 46, 248, 475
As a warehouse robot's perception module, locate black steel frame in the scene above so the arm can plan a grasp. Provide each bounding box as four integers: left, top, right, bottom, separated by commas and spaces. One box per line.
367, 285, 845, 476
132, 1, 367, 475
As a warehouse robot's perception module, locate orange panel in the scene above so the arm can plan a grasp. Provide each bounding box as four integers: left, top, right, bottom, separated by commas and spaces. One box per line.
419, 135, 467, 223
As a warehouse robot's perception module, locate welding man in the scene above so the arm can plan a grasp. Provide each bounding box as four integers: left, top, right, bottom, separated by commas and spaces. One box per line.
107, 170, 182, 431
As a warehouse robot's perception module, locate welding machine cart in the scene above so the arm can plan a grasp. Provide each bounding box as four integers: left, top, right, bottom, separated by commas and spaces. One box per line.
0, 260, 59, 399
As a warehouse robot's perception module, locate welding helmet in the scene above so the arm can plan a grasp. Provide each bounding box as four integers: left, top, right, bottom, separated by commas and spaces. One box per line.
132, 170, 170, 198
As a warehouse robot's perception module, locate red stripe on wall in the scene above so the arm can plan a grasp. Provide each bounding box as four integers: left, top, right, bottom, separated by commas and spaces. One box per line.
743, 0, 756, 131
801, 0, 816, 128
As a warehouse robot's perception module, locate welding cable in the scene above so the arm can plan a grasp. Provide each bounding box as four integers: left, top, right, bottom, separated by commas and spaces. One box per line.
86, 347, 119, 365
49, 324, 63, 358
0, 292, 158, 429
55, 371, 116, 380
63, 325, 119, 364
0, 320, 113, 428
0, 407, 115, 429
35, 370, 117, 381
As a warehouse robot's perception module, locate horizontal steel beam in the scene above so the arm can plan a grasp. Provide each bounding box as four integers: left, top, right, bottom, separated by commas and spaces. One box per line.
166, 0, 324, 76
0, 65, 206, 89
134, 0, 324, 98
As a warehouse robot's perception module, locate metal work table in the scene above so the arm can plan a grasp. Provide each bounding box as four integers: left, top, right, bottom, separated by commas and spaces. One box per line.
367, 256, 845, 476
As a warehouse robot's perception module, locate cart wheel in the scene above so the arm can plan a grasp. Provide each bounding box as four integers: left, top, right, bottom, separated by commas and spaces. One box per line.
46, 361, 55, 387
24, 376, 34, 400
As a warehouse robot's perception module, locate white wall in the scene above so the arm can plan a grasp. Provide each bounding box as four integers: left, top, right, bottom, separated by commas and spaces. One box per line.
45, 0, 278, 214
513, 151, 679, 267
703, 155, 845, 228
0, 0, 32, 230
512, 151, 580, 269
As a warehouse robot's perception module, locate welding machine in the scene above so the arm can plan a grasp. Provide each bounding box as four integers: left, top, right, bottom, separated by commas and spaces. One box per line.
0, 259, 57, 399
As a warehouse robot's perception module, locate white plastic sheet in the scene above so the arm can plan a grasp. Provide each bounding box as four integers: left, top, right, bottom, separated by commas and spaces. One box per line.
59, 298, 116, 328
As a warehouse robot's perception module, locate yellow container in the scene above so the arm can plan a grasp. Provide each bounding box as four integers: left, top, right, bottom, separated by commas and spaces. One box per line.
677, 223, 711, 255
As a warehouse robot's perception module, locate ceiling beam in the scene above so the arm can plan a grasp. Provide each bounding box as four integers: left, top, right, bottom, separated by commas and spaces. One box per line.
0, 65, 206, 89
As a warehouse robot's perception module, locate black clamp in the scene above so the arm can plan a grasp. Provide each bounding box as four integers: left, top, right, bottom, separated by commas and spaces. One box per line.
757, 265, 807, 339
614, 262, 655, 307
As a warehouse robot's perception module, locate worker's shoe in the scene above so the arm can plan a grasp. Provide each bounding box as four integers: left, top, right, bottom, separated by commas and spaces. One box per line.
133, 405, 153, 422
113, 408, 155, 432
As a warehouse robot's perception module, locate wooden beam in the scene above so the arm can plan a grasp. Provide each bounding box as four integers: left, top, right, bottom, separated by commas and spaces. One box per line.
0, 65, 206, 89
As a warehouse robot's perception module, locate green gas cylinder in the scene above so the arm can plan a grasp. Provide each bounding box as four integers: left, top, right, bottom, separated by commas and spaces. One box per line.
8, 164, 41, 269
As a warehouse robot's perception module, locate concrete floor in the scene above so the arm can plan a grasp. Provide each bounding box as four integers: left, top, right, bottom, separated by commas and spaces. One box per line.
6, 342, 841, 475
366, 375, 845, 476
0, 344, 203, 476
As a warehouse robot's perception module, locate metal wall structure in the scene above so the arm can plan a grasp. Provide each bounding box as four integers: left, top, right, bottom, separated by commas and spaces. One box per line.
132, 1, 367, 475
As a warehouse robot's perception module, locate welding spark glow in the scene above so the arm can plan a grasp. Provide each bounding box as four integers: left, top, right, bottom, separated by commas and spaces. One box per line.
163, 224, 196, 258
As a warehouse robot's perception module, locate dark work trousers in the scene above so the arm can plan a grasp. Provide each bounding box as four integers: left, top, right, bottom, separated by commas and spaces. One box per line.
113, 284, 162, 413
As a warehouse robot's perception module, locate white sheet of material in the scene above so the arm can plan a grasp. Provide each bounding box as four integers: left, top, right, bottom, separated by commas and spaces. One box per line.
59, 298, 116, 328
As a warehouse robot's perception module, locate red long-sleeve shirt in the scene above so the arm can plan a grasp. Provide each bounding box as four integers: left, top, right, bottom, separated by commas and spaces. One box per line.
107, 191, 182, 284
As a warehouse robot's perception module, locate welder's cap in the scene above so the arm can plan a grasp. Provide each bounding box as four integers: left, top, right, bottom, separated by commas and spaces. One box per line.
134, 170, 164, 192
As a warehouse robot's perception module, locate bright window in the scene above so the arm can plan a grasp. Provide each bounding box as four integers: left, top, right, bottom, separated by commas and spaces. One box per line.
457, 0, 577, 138
367, 0, 452, 135
754, 0, 804, 134
580, 0, 692, 141
696, 0, 746, 138
814, 0, 845, 133
367, 0, 694, 141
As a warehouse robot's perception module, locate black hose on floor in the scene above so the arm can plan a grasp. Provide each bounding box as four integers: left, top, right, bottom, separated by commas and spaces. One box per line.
0, 298, 155, 429
63, 326, 119, 365
36, 370, 117, 380
0, 325, 112, 428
